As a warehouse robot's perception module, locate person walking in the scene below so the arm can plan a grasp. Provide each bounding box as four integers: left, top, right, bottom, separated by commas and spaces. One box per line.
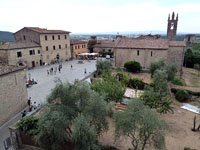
47, 69, 49, 76
84, 68, 87, 75
58, 67, 61, 73
71, 64, 73, 70
27, 97, 31, 111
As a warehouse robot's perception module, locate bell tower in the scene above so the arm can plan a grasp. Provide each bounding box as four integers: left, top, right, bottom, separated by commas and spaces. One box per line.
167, 12, 178, 41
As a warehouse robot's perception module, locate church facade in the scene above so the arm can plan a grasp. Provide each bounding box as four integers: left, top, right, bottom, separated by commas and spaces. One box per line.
114, 12, 185, 73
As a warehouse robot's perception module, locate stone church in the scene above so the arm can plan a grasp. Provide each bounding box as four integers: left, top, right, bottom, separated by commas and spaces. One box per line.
114, 12, 185, 73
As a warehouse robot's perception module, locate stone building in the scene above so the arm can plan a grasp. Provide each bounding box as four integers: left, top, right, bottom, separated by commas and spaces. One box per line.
114, 12, 185, 73
70, 39, 87, 58
185, 34, 196, 47
14, 27, 71, 64
93, 40, 115, 53
0, 42, 42, 68
0, 63, 28, 126
114, 38, 185, 71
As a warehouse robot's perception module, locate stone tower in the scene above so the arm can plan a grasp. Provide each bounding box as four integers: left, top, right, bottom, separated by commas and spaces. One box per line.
167, 12, 178, 41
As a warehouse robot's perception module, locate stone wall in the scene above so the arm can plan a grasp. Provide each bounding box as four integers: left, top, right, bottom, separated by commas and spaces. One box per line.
7, 47, 42, 68
114, 48, 168, 68
40, 34, 71, 63
14, 28, 40, 44
167, 46, 184, 73
0, 50, 8, 63
0, 70, 28, 126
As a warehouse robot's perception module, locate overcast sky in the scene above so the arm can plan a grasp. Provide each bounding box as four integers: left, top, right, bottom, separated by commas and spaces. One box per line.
0, 0, 200, 34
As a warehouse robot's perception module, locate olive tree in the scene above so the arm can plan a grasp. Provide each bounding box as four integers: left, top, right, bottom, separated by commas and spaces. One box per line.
72, 115, 101, 150
91, 75, 125, 102
153, 69, 168, 96
114, 99, 167, 150
35, 80, 109, 149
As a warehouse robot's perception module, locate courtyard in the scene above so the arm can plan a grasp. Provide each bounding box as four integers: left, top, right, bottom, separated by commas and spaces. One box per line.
26, 59, 97, 105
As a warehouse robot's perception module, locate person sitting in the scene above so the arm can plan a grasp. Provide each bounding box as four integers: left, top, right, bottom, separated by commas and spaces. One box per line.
21, 110, 26, 118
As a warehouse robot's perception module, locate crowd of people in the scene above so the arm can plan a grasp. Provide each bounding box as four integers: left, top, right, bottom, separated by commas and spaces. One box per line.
47, 64, 62, 75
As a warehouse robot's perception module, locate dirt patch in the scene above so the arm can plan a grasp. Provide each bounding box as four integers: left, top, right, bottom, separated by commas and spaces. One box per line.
182, 67, 200, 88
162, 102, 200, 150
100, 102, 200, 150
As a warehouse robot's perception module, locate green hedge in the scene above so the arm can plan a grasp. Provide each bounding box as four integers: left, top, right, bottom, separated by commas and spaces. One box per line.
124, 61, 141, 73
172, 77, 185, 86
128, 78, 147, 90
175, 89, 190, 102
171, 88, 200, 96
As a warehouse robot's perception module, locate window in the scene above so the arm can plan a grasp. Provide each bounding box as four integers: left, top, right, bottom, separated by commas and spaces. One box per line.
82, 45, 84, 48
17, 51, 22, 57
65, 35, 67, 39
151, 51, 153, 57
45, 35, 47, 41
109, 49, 111, 52
75, 46, 77, 49
59, 45, 61, 49
23, 35, 26, 40
29, 50, 35, 55
52, 35, 54, 40
137, 50, 139, 56
53, 45, 56, 50
38, 50, 40, 54
78, 45, 80, 49
65, 44, 68, 48
46, 46, 48, 51
58, 35, 60, 40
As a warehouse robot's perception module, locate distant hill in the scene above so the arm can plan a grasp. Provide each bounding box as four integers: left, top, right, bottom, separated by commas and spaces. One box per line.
0, 31, 15, 42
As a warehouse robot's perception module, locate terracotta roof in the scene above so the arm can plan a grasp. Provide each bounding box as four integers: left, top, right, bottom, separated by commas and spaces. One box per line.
115, 38, 169, 49
25, 27, 70, 34
0, 42, 41, 50
0, 63, 25, 76
93, 41, 115, 48
169, 41, 186, 47
70, 39, 87, 45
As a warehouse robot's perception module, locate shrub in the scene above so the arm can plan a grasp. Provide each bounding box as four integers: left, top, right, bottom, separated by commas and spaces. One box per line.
116, 72, 130, 86
175, 89, 190, 102
96, 59, 112, 75
153, 69, 168, 96
171, 88, 200, 97
150, 60, 165, 76
16, 116, 39, 136
91, 75, 125, 103
124, 61, 141, 73
166, 63, 177, 81
184, 147, 196, 150
128, 78, 146, 90
140, 89, 174, 114
115, 66, 121, 72
172, 77, 185, 86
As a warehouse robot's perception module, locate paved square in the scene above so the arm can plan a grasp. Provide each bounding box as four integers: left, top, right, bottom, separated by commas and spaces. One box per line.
26, 59, 96, 105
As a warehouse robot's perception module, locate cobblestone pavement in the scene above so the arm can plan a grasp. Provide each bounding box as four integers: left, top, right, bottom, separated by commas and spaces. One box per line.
0, 59, 96, 150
